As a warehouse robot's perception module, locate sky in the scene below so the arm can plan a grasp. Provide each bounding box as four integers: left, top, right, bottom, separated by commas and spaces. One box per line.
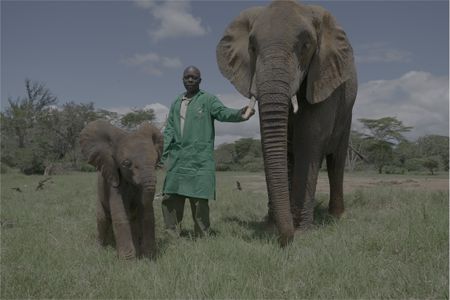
2, 0, 449, 145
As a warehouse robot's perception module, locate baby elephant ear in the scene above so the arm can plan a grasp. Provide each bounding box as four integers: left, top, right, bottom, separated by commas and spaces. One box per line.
79, 120, 125, 187
307, 9, 354, 104
137, 122, 163, 161
216, 6, 265, 98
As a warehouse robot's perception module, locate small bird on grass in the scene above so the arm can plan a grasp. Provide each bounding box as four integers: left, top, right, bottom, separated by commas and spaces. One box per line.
236, 180, 242, 191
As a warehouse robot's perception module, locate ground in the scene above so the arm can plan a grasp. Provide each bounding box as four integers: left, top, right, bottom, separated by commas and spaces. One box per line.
230, 171, 449, 194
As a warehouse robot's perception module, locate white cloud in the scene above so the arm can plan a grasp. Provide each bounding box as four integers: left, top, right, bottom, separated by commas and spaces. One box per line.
353, 71, 449, 139
355, 42, 413, 64
121, 52, 182, 76
144, 102, 170, 124
133, 0, 209, 41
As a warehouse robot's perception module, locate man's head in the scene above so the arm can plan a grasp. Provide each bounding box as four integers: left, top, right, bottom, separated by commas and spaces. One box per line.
183, 66, 201, 96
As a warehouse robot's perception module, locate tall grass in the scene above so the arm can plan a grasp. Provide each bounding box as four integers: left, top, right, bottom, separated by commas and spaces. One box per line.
1, 170, 448, 298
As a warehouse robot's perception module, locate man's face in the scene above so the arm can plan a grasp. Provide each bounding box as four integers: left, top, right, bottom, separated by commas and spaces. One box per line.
183, 68, 201, 94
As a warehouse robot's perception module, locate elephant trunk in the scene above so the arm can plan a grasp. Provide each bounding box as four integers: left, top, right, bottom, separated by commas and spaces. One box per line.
258, 80, 295, 247
140, 166, 157, 194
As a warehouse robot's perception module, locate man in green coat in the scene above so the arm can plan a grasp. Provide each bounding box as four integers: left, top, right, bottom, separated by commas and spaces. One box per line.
161, 66, 255, 237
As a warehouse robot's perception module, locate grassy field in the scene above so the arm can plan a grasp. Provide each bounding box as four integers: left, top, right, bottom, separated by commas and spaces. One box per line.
1, 170, 448, 299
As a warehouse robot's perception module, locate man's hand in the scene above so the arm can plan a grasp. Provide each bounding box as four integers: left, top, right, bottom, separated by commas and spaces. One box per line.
240, 106, 255, 120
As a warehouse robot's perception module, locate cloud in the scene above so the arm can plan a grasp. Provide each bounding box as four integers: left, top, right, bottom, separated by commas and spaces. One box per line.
355, 42, 413, 64
144, 102, 170, 124
133, 0, 209, 41
353, 71, 449, 139
121, 52, 182, 76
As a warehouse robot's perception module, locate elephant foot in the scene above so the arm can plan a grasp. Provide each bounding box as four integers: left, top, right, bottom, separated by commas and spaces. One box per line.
328, 206, 345, 218
295, 222, 313, 231
278, 233, 294, 248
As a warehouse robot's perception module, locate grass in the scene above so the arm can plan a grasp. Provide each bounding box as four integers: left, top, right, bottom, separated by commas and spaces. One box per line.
1, 170, 448, 298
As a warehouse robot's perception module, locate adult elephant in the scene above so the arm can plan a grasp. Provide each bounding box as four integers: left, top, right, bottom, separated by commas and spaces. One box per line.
217, 0, 357, 246
80, 120, 163, 259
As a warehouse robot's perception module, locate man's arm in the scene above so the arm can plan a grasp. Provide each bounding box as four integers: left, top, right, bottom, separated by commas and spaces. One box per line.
210, 96, 254, 122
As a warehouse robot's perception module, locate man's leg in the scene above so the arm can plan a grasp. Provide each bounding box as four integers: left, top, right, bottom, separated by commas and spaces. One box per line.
161, 194, 186, 237
189, 198, 210, 237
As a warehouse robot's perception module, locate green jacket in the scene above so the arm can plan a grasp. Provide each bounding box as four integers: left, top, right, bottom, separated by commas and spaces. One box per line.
162, 90, 244, 200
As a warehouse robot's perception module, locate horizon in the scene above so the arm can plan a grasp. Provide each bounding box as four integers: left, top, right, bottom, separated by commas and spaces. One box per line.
2, 0, 449, 144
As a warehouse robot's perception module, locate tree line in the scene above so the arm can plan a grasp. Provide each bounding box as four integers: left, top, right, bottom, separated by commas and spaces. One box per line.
2, 79, 448, 175
215, 118, 448, 175
1, 80, 156, 174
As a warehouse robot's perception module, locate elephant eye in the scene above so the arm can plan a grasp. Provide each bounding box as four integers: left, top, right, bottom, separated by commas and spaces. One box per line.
121, 159, 132, 168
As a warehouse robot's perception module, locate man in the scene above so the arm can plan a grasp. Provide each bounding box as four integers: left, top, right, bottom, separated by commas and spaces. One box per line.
161, 65, 255, 237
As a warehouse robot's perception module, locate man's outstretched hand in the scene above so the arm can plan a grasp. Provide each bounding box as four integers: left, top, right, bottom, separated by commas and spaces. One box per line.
240, 106, 255, 120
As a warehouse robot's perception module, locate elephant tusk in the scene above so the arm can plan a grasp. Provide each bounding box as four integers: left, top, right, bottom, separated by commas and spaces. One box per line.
291, 95, 299, 114
244, 96, 256, 119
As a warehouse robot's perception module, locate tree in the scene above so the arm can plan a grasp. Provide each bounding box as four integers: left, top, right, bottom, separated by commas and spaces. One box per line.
394, 140, 419, 167
215, 143, 236, 171
347, 130, 369, 171
121, 108, 155, 130
2, 79, 57, 148
359, 117, 412, 173
423, 158, 439, 175
38, 102, 100, 166
417, 135, 449, 171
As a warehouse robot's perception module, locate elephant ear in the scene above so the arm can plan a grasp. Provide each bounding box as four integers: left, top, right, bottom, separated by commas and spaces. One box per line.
137, 122, 163, 162
216, 6, 265, 98
79, 120, 125, 187
306, 8, 354, 104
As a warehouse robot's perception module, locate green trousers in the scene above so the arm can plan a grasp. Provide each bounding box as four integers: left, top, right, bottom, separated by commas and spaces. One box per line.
161, 194, 210, 237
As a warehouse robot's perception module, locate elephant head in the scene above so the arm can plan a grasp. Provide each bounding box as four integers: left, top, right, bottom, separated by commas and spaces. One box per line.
217, 0, 354, 246
79, 120, 163, 192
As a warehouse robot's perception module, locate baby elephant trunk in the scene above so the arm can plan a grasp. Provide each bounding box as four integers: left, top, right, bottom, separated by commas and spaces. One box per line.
140, 167, 157, 193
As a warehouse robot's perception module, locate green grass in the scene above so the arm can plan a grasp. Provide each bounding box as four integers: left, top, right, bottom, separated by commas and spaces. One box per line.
1, 170, 448, 298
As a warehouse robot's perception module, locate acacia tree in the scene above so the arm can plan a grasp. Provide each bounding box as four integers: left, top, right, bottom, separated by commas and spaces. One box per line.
417, 135, 449, 171
38, 102, 99, 166
359, 117, 413, 173
120, 108, 155, 130
2, 79, 57, 148
423, 158, 439, 175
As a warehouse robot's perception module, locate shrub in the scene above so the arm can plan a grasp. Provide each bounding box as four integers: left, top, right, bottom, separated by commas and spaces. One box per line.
383, 165, 406, 174
79, 163, 96, 172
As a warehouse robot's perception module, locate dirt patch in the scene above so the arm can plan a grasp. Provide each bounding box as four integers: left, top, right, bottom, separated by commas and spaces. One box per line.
236, 172, 449, 194
315, 173, 448, 193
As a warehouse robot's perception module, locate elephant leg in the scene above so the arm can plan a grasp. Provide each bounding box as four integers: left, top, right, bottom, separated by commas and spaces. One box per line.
129, 202, 143, 257
140, 192, 156, 259
291, 156, 322, 229
96, 199, 114, 247
327, 118, 351, 218
109, 187, 136, 260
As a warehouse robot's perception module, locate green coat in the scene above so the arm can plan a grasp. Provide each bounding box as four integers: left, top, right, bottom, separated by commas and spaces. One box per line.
162, 90, 244, 200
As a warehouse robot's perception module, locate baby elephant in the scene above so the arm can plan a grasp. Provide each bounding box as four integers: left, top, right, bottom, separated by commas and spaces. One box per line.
80, 120, 163, 259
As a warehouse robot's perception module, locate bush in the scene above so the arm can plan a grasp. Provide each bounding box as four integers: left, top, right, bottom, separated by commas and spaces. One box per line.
15, 148, 46, 175
1, 163, 10, 174
242, 162, 264, 172
78, 163, 96, 172
383, 165, 406, 174
404, 158, 425, 172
